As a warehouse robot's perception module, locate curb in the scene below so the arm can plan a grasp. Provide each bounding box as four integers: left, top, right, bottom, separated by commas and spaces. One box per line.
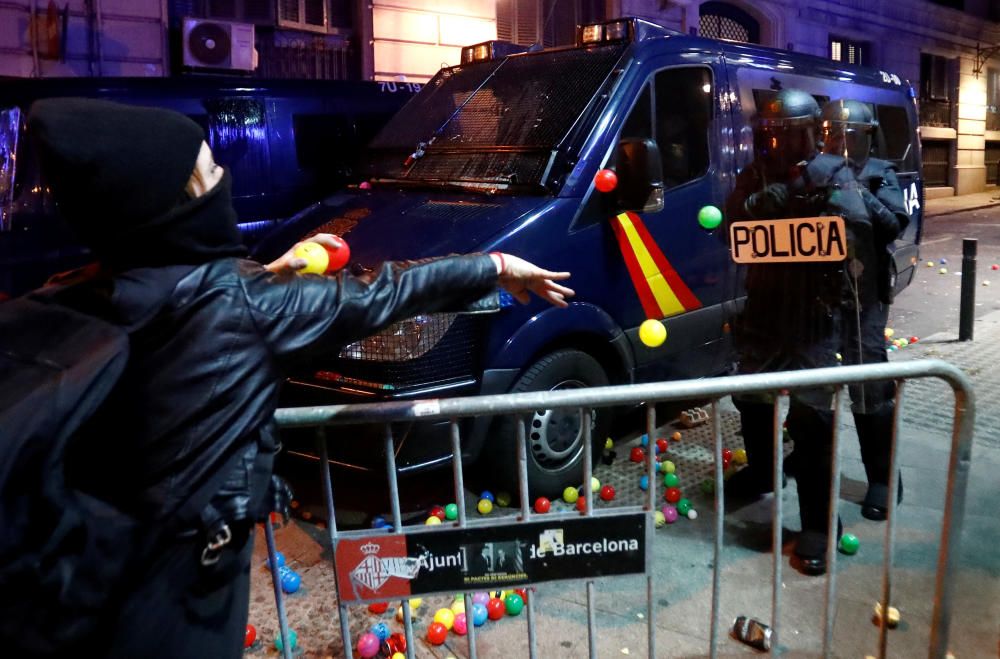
925, 201, 1000, 219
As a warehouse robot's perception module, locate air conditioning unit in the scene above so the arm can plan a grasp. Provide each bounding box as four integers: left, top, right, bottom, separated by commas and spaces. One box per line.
182, 17, 256, 71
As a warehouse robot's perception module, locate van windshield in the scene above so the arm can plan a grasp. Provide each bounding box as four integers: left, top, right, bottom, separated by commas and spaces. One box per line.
367, 43, 627, 191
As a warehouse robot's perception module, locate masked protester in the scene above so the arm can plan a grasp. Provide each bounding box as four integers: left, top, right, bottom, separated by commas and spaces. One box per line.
24, 98, 573, 658
725, 88, 843, 576
814, 98, 909, 520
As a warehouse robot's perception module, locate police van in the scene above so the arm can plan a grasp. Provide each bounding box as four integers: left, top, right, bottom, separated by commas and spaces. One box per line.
258, 17, 922, 497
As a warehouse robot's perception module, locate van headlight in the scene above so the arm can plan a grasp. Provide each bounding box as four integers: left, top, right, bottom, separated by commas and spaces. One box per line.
339, 313, 457, 362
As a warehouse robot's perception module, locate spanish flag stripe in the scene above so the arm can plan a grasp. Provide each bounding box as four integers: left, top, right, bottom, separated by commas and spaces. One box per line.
611, 214, 662, 319
617, 216, 687, 317
626, 211, 703, 310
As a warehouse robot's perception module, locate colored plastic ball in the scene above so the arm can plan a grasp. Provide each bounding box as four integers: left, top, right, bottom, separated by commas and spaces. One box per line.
664, 487, 682, 503
359, 181, 372, 190
722, 456, 732, 470
576, 496, 588, 512
630, 447, 646, 463
656, 438, 668, 454
563, 486, 580, 503
368, 601, 389, 614
534, 497, 551, 514
663, 473, 680, 488
480, 490, 495, 503
495, 491, 512, 507
371, 515, 389, 529
605, 437, 614, 450
594, 168, 618, 193
654, 510, 666, 528
639, 475, 649, 491
427, 622, 448, 645
590, 477, 601, 492
671, 431, 682, 441
662, 506, 679, 523
640, 434, 649, 446
676, 498, 692, 515
392, 654, 405, 659
993, 264, 999, 271
639, 318, 667, 348
433, 607, 455, 630
477, 499, 494, 515
839, 533, 860, 555
370, 622, 390, 642
697, 205, 723, 230
471, 603, 488, 626
733, 448, 748, 465
453, 612, 468, 635
687, 509, 698, 520
940, 258, 948, 265
429, 505, 446, 521
505, 592, 525, 616
279, 566, 301, 594
515, 588, 529, 602
472, 591, 490, 605
409, 598, 422, 609
926, 260, 934, 267
600, 484, 616, 501
722, 448, 733, 463
425, 515, 442, 525
909, 336, 919, 343
661, 460, 676, 474
939, 267, 948, 274
266, 551, 286, 571
440, 503, 456, 520
245, 624, 256, 648
293, 241, 330, 275
358, 632, 381, 658
385, 632, 406, 654
487, 597, 506, 620
274, 629, 298, 652
450, 599, 466, 614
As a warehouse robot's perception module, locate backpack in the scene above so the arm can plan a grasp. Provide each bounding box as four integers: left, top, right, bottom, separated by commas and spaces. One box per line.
0, 284, 140, 654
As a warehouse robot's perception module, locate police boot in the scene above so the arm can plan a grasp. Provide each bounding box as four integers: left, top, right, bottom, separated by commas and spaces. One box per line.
855, 410, 903, 521
727, 401, 786, 500
788, 407, 840, 576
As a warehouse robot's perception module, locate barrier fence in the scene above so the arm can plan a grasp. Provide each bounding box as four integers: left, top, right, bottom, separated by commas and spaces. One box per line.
264, 359, 973, 659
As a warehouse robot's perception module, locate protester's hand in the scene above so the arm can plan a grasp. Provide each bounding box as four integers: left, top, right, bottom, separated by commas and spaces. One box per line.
490, 253, 574, 308
745, 183, 788, 217
264, 233, 345, 274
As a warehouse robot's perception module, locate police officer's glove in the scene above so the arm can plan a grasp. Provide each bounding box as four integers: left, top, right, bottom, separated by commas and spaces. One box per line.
745, 183, 788, 218
263, 474, 295, 524
860, 188, 901, 242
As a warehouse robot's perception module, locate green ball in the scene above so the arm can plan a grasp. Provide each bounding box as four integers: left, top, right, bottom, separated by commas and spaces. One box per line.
701, 479, 715, 495
495, 491, 512, 507
697, 205, 723, 230
676, 498, 692, 515
274, 629, 298, 652
663, 473, 680, 488
504, 592, 524, 615
839, 533, 860, 555
444, 503, 459, 520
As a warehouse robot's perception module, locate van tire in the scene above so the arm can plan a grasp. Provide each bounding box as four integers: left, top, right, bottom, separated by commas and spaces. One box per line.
481, 349, 611, 499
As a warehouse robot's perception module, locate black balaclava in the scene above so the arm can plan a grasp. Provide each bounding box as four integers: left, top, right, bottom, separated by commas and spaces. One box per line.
27, 97, 246, 272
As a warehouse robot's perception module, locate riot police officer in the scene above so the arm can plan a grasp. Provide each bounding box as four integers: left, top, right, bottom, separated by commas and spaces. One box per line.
816, 98, 909, 520
726, 88, 842, 575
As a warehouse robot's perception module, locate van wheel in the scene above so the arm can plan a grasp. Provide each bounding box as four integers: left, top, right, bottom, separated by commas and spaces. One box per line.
482, 349, 611, 499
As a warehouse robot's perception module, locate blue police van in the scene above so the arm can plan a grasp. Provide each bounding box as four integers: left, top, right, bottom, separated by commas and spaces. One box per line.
0, 76, 415, 298
255, 17, 923, 497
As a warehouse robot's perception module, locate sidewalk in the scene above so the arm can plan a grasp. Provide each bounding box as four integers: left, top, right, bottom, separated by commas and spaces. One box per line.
925, 190, 1000, 219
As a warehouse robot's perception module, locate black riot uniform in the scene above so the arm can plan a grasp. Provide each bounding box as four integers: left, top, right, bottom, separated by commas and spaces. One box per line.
726, 89, 842, 575
817, 99, 909, 520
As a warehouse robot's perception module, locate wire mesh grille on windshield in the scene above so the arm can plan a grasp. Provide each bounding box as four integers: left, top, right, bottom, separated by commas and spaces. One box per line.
368, 44, 626, 185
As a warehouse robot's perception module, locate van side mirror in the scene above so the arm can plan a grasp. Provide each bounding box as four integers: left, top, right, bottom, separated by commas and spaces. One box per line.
616, 137, 664, 213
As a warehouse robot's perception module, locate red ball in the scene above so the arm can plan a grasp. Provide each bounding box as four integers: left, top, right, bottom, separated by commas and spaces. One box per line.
594, 168, 618, 193
576, 496, 588, 512
909, 336, 919, 343
515, 588, 529, 602
368, 601, 389, 614
245, 624, 256, 648
992, 263, 999, 270
723, 456, 732, 470
600, 484, 616, 501
427, 621, 448, 645
664, 487, 682, 503
630, 447, 646, 463
429, 505, 446, 521
384, 633, 406, 654
722, 448, 733, 462
656, 438, 668, 454
324, 235, 351, 272
533, 497, 551, 514
487, 598, 506, 620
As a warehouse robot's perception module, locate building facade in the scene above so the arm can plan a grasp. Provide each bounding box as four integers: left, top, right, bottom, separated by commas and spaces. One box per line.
2, 0, 998, 196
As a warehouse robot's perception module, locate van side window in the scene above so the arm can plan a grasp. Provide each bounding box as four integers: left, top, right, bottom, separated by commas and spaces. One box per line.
654, 68, 712, 189
875, 104, 916, 173
203, 98, 271, 199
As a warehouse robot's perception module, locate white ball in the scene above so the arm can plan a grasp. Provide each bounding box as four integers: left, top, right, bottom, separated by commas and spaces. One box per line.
687, 509, 698, 520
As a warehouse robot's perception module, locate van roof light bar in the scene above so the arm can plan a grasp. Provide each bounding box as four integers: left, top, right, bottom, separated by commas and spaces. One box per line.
576, 17, 675, 47
460, 40, 528, 65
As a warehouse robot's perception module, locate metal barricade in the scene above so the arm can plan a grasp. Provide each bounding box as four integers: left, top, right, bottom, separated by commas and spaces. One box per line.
263, 359, 973, 659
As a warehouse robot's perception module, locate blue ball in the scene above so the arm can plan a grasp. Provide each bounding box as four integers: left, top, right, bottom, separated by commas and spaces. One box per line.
266, 551, 286, 571
640, 434, 649, 447
480, 490, 495, 503
940, 258, 948, 264
370, 622, 390, 642
279, 566, 301, 594
471, 602, 488, 626
371, 516, 388, 529
639, 475, 649, 491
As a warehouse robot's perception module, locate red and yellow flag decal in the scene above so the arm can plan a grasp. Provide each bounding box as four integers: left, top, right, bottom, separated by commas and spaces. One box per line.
611, 211, 701, 319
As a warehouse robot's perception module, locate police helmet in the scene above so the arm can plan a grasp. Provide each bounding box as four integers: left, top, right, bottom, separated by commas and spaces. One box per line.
820, 99, 877, 161
753, 89, 821, 173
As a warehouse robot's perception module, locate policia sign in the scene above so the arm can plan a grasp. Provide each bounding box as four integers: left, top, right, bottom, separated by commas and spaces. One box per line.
333, 513, 647, 603
730, 216, 847, 264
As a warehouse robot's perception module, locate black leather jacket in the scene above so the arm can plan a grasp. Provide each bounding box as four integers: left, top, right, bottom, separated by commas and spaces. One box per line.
68, 255, 498, 528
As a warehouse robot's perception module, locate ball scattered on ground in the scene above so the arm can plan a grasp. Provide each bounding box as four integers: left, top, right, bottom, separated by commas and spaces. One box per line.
654, 510, 666, 527
839, 533, 860, 555
495, 491, 512, 507
733, 448, 748, 465
662, 505, 678, 523
687, 509, 698, 520
563, 486, 579, 503
477, 499, 493, 515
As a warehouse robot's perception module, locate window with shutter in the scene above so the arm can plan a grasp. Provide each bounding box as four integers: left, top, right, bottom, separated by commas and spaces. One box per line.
279, 0, 300, 24
304, 0, 325, 27
278, 0, 333, 32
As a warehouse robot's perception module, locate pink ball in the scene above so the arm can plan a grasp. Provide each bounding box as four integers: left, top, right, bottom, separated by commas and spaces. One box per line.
472, 591, 490, 605
662, 505, 679, 523
357, 632, 380, 658
453, 612, 468, 635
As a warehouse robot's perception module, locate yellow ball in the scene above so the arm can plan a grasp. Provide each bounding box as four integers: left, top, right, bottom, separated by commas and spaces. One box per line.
477, 499, 493, 515
563, 486, 579, 503
495, 491, 512, 507
433, 608, 455, 630
590, 477, 601, 492
450, 600, 466, 614
671, 431, 681, 441
884, 328, 895, 338
393, 654, 406, 659
926, 260, 934, 267
662, 460, 676, 474
654, 511, 666, 528
939, 267, 948, 274
409, 597, 422, 609
733, 448, 748, 465
639, 318, 667, 348
425, 516, 441, 525
293, 241, 329, 275
604, 437, 614, 450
